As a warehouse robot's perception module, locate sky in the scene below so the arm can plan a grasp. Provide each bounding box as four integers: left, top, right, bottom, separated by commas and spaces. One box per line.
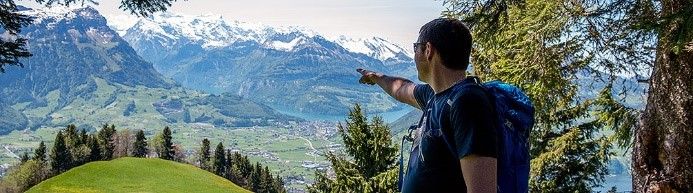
19, 0, 446, 48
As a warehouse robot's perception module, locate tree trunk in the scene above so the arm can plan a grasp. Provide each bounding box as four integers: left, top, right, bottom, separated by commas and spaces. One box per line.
633, 1, 693, 192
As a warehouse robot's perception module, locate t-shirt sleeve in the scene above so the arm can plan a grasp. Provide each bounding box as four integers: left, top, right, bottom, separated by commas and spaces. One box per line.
413, 84, 434, 108
449, 86, 498, 159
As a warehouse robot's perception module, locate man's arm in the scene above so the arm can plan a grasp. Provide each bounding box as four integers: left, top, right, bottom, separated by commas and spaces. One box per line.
461, 155, 497, 193
357, 68, 421, 109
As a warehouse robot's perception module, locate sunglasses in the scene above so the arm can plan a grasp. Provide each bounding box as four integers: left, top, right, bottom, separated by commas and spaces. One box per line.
413, 42, 427, 51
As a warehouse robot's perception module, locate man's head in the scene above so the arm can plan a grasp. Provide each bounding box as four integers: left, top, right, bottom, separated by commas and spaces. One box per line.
414, 18, 472, 82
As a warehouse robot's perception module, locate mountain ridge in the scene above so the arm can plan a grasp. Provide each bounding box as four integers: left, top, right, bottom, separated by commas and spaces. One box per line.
120, 12, 418, 116
0, 6, 299, 134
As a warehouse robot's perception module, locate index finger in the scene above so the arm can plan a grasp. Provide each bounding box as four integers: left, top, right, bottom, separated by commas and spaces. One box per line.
357, 68, 370, 75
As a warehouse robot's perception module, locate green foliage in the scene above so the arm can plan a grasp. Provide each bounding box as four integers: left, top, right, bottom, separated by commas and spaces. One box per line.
213, 142, 226, 176
308, 104, 398, 193
64, 125, 80, 148
530, 126, 612, 192
158, 126, 174, 160
97, 124, 117, 160
25, 157, 250, 193
194, 139, 286, 193
249, 163, 265, 192
87, 135, 101, 161
64, 124, 91, 166
441, 0, 650, 191
0, 160, 50, 193
4, 124, 294, 192
19, 152, 29, 164
0, 0, 32, 72
32, 141, 47, 163
199, 138, 211, 170
594, 84, 638, 148
49, 131, 71, 174
132, 130, 148, 158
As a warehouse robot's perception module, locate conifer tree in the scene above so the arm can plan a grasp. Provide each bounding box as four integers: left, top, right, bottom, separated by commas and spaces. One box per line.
249, 162, 265, 192
272, 175, 286, 193
80, 129, 88, 145
32, 141, 46, 163
240, 155, 253, 185
198, 138, 211, 170
308, 104, 398, 193
97, 124, 116, 160
20, 152, 29, 163
87, 135, 101, 162
49, 131, 72, 174
262, 166, 278, 193
158, 126, 174, 160
132, 130, 148, 158
212, 142, 226, 176
64, 125, 80, 148
228, 152, 244, 185
439, 0, 693, 191
64, 125, 90, 166
225, 149, 233, 179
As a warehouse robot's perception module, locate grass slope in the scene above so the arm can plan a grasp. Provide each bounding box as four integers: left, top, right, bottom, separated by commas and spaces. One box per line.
27, 157, 250, 193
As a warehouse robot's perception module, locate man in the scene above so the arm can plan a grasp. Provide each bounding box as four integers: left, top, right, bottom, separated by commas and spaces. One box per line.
357, 18, 497, 192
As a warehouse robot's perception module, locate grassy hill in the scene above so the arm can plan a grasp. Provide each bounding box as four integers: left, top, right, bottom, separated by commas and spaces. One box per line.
27, 157, 250, 193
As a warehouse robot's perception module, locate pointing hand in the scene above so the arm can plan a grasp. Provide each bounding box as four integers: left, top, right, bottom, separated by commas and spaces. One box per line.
357, 68, 381, 85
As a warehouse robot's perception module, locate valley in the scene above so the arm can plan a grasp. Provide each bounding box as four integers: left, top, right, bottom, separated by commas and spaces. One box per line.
0, 5, 647, 192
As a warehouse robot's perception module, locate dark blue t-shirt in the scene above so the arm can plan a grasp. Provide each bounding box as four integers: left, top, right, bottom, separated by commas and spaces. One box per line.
402, 77, 498, 193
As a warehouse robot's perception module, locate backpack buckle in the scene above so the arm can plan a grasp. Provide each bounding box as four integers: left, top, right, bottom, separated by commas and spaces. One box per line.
471, 76, 481, 84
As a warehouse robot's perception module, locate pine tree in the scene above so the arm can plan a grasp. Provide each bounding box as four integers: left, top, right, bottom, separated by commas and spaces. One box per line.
225, 149, 233, 179
80, 129, 88, 145
198, 138, 211, 170
0, 0, 32, 73
20, 152, 29, 163
64, 124, 80, 148
97, 124, 116, 160
49, 131, 72, 174
249, 162, 264, 192
212, 142, 226, 177
439, 0, 656, 191
87, 134, 101, 162
32, 141, 46, 163
240, 155, 253, 186
228, 152, 244, 185
132, 130, 148, 158
272, 175, 286, 193
308, 104, 398, 193
262, 166, 278, 193
159, 126, 174, 160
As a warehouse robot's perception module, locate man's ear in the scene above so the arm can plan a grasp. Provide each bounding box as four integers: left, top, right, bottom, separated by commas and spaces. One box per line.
425, 42, 434, 61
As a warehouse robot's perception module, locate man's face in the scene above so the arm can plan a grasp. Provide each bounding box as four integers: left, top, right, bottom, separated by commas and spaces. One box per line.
414, 37, 429, 83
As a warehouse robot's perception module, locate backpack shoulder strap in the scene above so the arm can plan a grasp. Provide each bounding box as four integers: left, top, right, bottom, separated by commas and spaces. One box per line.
440, 76, 488, 159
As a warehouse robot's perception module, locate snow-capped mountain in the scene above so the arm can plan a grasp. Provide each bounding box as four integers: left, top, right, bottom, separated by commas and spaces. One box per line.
112, 13, 412, 61
118, 12, 417, 116
332, 36, 413, 63
0, 6, 296, 133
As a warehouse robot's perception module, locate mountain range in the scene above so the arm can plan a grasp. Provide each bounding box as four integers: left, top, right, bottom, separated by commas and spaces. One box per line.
116, 12, 417, 116
0, 6, 298, 134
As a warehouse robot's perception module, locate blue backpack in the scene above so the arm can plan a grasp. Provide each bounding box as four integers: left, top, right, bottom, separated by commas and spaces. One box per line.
398, 77, 534, 192
472, 79, 534, 193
